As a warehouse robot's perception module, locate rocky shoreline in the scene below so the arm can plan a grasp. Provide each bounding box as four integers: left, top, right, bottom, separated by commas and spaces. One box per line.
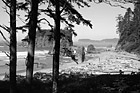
60, 51, 140, 75
2, 50, 140, 80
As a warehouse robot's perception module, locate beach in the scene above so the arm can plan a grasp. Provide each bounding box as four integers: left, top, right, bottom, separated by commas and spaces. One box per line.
0, 48, 78, 79
1, 47, 140, 80
17, 49, 140, 77
36, 50, 140, 75
0, 50, 52, 79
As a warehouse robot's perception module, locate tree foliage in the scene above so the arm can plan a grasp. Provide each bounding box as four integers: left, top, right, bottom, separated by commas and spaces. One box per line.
116, 2, 140, 53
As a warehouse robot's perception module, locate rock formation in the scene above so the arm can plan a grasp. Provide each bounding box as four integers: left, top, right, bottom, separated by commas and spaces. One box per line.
87, 44, 95, 53
22, 29, 73, 53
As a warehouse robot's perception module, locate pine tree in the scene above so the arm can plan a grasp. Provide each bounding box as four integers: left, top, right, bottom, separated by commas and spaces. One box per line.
116, 0, 140, 53
10, 0, 17, 93
26, 0, 39, 92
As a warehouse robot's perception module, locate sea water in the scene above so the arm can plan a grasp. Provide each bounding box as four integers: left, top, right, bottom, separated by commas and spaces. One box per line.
0, 45, 74, 80
0, 46, 52, 78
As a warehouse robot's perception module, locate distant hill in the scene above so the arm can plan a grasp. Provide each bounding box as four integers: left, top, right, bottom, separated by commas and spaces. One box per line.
100, 38, 119, 43
78, 39, 99, 42
74, 38, 119, 47
78, 38, 118, 43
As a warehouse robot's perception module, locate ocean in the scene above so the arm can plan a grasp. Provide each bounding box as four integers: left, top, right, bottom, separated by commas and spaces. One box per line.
0, 45, 74, 79
0, 45, 53, 78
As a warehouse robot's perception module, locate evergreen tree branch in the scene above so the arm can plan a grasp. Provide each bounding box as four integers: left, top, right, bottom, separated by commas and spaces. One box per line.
60, 17, 75, 27
2, 6, 10, 15
16, 24, 29, 32
2, 0, 10, 8
68, 0, 91, 7
38, 18, 53, 28
0, 30, 10, 44
2, 51, 10, 58
103, 0, 128, 9
40, 9, 55, 19
60, 2, 67, 14
0, 25, 10, 33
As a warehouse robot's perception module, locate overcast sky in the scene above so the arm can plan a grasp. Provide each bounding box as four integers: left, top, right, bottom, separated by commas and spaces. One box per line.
73, 2, 134, 41
0, 1, 134, 42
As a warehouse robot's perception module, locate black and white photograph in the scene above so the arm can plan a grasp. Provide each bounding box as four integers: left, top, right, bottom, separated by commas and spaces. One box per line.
0, 0, 140, 93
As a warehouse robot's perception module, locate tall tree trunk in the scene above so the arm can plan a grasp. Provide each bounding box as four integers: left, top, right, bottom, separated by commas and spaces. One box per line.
10, 0, 17, 93
52, 0, 60, 93
26, 0, 38, 93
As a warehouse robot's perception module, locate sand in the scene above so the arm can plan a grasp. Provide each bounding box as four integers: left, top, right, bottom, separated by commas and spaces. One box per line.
1, 50, 140, 80
43, 51, 140, 74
